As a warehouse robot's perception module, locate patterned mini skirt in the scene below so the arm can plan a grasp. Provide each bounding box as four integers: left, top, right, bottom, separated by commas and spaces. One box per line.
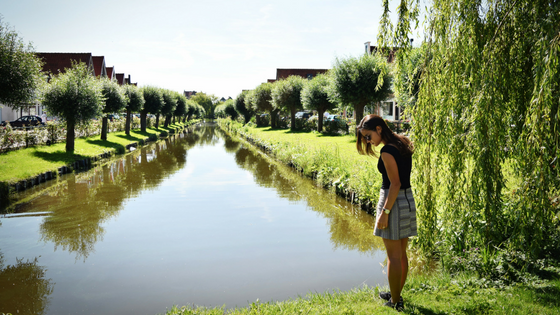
373, 188, 418, 240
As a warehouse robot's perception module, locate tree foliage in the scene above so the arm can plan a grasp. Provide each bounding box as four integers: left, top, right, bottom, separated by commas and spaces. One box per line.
301, 73, 338, 132
330, 53, 392, 126
174, 93, 188, 122
0, 18, 44, 108
271, 75, 306, 131
124, 84, 145, 135
247, 82, 277, 127
100, 78, 127, 140
161, 89, 177, 128
234, 90, 254, 123
190, 92, 216, 119
382, 0, 560, 266
41, 62, 104, 152
141, 86, 164, 131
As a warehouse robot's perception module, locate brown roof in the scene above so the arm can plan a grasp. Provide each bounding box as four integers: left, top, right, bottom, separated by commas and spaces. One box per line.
106, 67, 114, 80
276, 69, 329, 80
184, 91, 197, 98
92, 56, 107, 77
36, 52, 94, 75
115, 73, 125, 85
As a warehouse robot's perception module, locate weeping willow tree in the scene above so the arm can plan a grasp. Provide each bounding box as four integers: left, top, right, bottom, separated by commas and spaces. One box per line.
383, 0, 560, 267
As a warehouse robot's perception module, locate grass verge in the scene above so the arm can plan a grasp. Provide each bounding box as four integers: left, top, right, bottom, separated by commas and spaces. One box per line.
159, 268, 560, 314
0, 121, 196, 183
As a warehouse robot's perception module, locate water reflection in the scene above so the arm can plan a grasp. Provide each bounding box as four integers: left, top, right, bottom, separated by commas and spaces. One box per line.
0, 253, 54, 315
0, 124, 388, 314
216, 127, 383, 253
8, 131, 198, 260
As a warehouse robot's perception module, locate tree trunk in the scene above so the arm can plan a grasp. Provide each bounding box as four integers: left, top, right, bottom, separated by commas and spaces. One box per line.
318, 108, 324, 132
125, 109, 131, 135
354, 103, 366, 135
155, 114, 160, 129
290, 107, 297, 132
164, 116, 170, 128
101, 116, 108, 141
140, 110, 147, 132
66, 120, 75, 153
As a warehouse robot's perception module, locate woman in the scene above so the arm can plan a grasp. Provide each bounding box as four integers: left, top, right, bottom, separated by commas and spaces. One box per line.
356, 114, 417, 311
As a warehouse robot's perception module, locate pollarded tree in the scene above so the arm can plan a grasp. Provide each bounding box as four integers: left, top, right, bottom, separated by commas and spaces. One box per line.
234, 90, 254, 124
161, 89, 177, 128
41, 62, 104, 152
190, 92, 216, 119
271, 75, 305, 131
174, 93, 188, 124
186, 99, 198, 121
247, 82, 278, 128
222, 99, 239, 121
331, 53, 392, 128
100, 78, 127, 140
0, 18, 44, 108
141, 86, 164, 131
301, 73, 338, 132
124, 84, 145, 135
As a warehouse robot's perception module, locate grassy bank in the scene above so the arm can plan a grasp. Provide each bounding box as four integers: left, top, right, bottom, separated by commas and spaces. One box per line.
159, 270, 560, 314
0, 121, 196, 183
218, 119, 383, 212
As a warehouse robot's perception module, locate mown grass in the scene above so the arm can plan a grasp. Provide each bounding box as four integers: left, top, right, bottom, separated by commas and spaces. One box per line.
0, 122, 193, 182
160, 267, 560, 314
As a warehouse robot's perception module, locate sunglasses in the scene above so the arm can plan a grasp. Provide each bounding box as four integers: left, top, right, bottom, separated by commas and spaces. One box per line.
363, 134, 372, 142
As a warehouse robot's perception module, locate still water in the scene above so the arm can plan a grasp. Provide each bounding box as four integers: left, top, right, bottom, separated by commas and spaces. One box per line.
0, 124, 386, 315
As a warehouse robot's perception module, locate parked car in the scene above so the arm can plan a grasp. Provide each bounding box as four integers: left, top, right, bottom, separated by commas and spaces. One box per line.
107, 114, 120, 122
1, 115, 44, 127
295, 111, 312, 119
326, 114, 344, 122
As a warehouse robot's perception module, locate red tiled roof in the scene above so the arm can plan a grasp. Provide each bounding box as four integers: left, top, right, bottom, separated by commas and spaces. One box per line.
115, 73, 125, 85
106, 67, 114, 80
276, 69, 329, 80
92, 56, 106, 77
35, 52, 93, 75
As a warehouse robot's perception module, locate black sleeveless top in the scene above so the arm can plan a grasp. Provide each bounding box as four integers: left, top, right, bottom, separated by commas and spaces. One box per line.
377, 145, 412, 189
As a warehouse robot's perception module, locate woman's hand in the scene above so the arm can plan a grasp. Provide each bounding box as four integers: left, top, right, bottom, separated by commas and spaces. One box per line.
376, 212, 389, 229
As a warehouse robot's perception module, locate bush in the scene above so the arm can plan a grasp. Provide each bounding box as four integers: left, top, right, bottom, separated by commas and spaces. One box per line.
324, 119, 349, 135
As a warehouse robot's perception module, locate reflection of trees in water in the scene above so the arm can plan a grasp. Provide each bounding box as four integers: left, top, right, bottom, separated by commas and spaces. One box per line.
0, 253, 54, 315
225, 131, 384, 253
14, 132, 194, 260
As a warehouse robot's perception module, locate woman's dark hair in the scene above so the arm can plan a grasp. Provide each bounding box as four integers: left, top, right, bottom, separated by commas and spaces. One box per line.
356, 114, 414, 157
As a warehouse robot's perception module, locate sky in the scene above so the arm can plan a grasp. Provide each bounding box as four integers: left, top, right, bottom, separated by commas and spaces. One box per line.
1, 0, 424, 99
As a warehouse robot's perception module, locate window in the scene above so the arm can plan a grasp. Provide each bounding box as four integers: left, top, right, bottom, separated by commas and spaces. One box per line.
382, 102, 393, 116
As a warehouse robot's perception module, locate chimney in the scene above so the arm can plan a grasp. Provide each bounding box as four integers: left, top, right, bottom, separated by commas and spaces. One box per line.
364, 41, 371, 55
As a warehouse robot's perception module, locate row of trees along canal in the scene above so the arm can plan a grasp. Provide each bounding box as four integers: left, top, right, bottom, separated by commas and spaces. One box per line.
0, 17, 209, 153
219, 1, 560, 282
214, 53, 392, 134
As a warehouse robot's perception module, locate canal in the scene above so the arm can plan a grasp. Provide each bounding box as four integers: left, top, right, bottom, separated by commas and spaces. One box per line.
0, 123, 387, 315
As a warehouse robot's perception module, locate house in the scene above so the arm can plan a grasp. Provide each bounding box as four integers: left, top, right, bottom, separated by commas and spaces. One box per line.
92, 56, 107, 78
115, 73, 125, 86
275, 68, 329, 81
0, 52, 134, 124
0, 52, 96, 123
184, 91, 197, 98
106, 67, 115, 81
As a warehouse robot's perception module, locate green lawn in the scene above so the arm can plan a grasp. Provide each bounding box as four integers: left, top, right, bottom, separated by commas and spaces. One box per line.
0, 123, 189, 182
